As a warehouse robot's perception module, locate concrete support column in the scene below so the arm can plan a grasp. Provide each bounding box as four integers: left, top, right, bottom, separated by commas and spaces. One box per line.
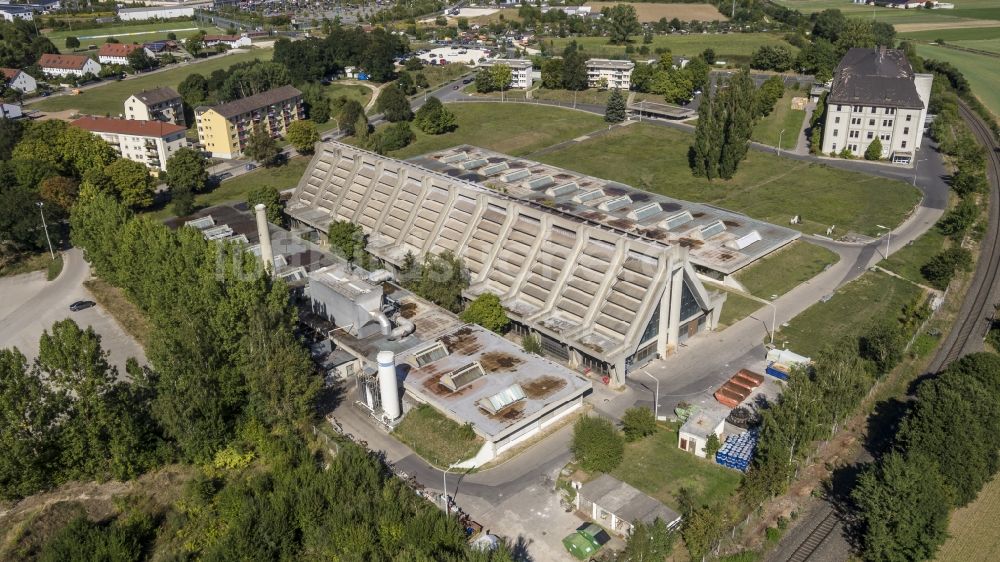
666, 266, 683, 354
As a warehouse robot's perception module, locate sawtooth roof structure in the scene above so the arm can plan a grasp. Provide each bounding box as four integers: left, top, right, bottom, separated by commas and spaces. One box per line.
828, 47, 925, 110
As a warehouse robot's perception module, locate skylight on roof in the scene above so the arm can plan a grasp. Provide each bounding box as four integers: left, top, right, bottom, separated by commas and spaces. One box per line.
185, 216, 215, 230
701, 220, 727, 238
547, 182, 579, 197
573, 189, 603, 203
479, 384, 526, 414
600, 196, 632, 212
440, 362, 486, 392
414, 342, 449, 367
629, 203, 661, 221
663, 211, 693, 230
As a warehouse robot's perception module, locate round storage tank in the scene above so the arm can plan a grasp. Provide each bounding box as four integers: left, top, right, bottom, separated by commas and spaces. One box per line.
377, 351, 401, 420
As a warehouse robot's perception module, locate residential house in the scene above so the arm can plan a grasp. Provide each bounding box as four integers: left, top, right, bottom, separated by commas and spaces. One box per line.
71, 116, 187, 172
195, 85, 304, 159
1, 68, 37, 93
821, 47, 933, 163
38, 53, 101, 78
125, 87, 185, 127
202, 34, 252, 49
98, 43, 154, 66
586, 59, 634, 90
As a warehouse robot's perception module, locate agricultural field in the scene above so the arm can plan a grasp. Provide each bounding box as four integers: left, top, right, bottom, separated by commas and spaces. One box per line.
916, 43, 1000, 119
935, 474, 1000, 561
775, 0, 1000, 21
544, 32, 796, 61
32, 48, 273, 116
584, 2, 728, 22
752, 89, 808, 149
44, 20, 219, 52
537, 123, 921, 238
367, 102, 605, 159
900, 26, 1000, 42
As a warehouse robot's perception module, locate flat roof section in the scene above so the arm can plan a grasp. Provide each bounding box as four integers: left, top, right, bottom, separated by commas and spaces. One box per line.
399, 324, 592, 441
408, 146, 800, 275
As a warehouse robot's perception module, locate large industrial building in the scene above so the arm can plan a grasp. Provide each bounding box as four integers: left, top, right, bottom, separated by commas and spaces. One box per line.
286, 142, 799, 385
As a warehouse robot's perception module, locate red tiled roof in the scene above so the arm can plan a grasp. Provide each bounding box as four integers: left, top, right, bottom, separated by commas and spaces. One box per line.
98, 43, 144, 58
71, 116, 186, 138
38, 53, 93, 70
0, 68, 21, 80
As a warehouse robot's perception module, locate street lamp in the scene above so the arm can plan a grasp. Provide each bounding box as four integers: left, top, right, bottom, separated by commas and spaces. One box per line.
876, 224, 892, 259
641, 370, 659, 420
36, 202, 55, 260
442, 462, 461, 512
777, 128, 786, 155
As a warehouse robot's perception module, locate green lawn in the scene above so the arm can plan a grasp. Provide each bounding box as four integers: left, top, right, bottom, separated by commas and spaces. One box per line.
537, 124, 921, 237
775, 0, 1000, 20
881, 227, 948, 286
325, 83, 372, 106
901, 27, 1000, 42
734, 240, 839, 299
44, 20, 211, 49
545, 33, 796, 61
717, 290, 764, 329
776, 271, 924, 357
609, 423, 743, 511
368, 102, 605, 159
950, 38, 1000, 54
415, 63, 471, 90
916, 43, 1000, 120
146, 157, 308, 221
532, 87, 615, 106
752, 89, 808, 150
33, 48, 273, 116
393, 404, 484, 468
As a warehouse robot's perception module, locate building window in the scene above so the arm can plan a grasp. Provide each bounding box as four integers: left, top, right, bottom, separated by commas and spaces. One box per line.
851, 117, 861, 125
833, 129, 839, 136
867, 132, 874, 139
869, 119, 876, 126
883, 119, 893, 127
881, 134, 890, 141
887, 108, 896, 115
837, 105, 843, 111
906, 114, 912, 122
835, 116, 841, 124
853, 105, 862, 112
901, 141, 907, 148
849, 130, 859, 139
832, 143, 837, 151
903, 127, 909, 135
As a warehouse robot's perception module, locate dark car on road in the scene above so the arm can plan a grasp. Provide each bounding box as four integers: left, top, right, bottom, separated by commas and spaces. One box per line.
69, 300, 96, 312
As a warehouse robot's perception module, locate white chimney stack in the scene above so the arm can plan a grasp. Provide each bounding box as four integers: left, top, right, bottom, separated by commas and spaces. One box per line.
254, 203, 275, 276
377, 350, 401, 420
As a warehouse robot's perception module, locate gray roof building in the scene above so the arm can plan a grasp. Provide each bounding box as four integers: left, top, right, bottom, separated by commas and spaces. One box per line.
576, 474, 681, 535
205, 84, 302, 119
828, 47, 924, 110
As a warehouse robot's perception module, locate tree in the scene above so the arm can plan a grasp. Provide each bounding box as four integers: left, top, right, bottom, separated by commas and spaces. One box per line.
39, 176, 79, 211
396, 71, 416, 96
489, 63, 512, 93
651, 67, 694, 104
327, 220, 367, 264
368, 121, 415, 154
413, 251, 468, 312
166, 147, 208, 194
522, 334, 542, 355
756, 75, 785, 118
413, 97, 457, 135
178, 73, 209, 106
301, 82, 331, 124
404, 57, 423, 71
287, 120, 320, 155
865, 138, 884, 161
561, 43, 588, 91
702, 48, 716, 65
621, 406, 656, 441
717, 70, 757, 179
812, 9, 847, 43
604, 88, 626, 123
338, 100, 367, 136
541, 58, 564, 89
797, 39, 839, 82
859, 320, 904, 375
836, 19, 878, 54
606, 4, 640, 45
460, 293, 509, 333
127, 47, 157, 72
682, 504, 725, 560
414, 72, 429, 89
690, 89, 721, 179
570, 416, 624, 472
620, 518, 675, 561
376, 83, 413, 122
750, 45, 794, 72
245, 128, 281, 167
60, 127, 117, 179
921, 247, 972, 290
103, 159, 154, 209
246, 185, 283, 226
65, 36, 80, 50
475, 68, 496, 93
185, 35, 204, 57
853, 452, 951, 562
705, 433, 721, 458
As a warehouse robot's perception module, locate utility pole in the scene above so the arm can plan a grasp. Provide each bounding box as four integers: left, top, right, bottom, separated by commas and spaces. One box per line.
642, 371, 660, 420
36, 202, 55, 260
876, 224, 892, 259
777, 128, 786, 155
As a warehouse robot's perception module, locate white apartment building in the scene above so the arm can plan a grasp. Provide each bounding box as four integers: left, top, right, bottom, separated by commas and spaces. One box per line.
1, 68, 36, 93
203, 34, 252, 49
117, 6, 195, 21
480, 58, 533, 89
38, 53, 101, 78
71, 116, 187, 172
125, 87, 186, 127
586, 59, 634, 90
821, 47, 933, 164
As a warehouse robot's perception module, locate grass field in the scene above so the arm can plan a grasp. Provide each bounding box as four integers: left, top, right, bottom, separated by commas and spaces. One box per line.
532, 87, 616, 106
936, 475, 1000, 561
609, 422, 743, 511
734, 241, 839, 299
416, 63, 471, 90
325, 83, 372, 106
882, 227, 947, 286
370, 102, 605, 159
950, 37, 1000, 53
915, 43, 1000, 119
537, 124, 921, 237
393, 404, 484, 467
83, 278, 152, 348
545, 33, 795, 61
584, 2, 728, 22
776, 270, 924, 357
900, 26, 1000, 41
45, 21, 218, 52
718, 290, 764, 328
752, 89, 808, 149
146, 157, 308, 221
775, 0, 1000, 20
33, 48, 273, 116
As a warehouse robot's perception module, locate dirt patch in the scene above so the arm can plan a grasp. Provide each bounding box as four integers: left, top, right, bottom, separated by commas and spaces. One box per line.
608, 218, 635, 229
486, 401, 526, 421
522, 375, 568, 399
896, 19, 1000, 33
442, 326, 482, 355
399, 302, 418, 319
678, 237, 704, 248
480, 351, 523, 372
638, 228, 668, 240
585, 1, 727, 22
723, 220, 741, 227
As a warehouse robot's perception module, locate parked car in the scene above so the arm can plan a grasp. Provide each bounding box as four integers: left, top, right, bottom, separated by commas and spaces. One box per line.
245, 163, 257, 171
69, 300, 96, 312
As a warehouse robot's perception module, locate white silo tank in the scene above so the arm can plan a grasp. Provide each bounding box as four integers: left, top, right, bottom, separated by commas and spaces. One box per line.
377, 351, 401, 420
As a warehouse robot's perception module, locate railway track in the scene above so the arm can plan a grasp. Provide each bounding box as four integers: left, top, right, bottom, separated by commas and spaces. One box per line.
776, 102, 1000, 562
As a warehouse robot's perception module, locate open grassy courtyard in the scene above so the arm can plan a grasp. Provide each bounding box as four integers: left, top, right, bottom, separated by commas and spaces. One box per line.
45, 21, 218, 52
537, 123, 921, 237
734, 241, 839, 299
372, 102, 605, 159
916, 43, 1000, 119
545, 32, 796, 61
393, 404, 483, 468
882, 227, 948, 287
33, 48, 273, 116
775, 270, 925, 357
752, 89, 808, 150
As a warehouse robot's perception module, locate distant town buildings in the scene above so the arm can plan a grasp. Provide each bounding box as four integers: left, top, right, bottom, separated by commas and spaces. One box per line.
195, 85, 304, 159
38, 53, 101, 78
480, 58, 532, 89
1, 68, 36, 93
125, 87, 186, 127
71, 116, 187, 172
586, 59, 634, 90
97, 43, 154, 66
117, 5, 195, 21
202, 34, 252, 49
821, 47, 933, 163
0, 5, 33, 21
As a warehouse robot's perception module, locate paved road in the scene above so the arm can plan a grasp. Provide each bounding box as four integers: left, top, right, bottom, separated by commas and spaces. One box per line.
0, 249, 147, 373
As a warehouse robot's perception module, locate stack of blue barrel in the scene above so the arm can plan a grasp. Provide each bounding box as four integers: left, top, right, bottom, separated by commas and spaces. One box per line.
715, 431, 758, 472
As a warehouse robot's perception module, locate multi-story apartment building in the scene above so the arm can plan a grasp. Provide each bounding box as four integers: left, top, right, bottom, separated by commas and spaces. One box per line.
38, 53, 101, 78
195, 85, 304, 159
0, 68, 36, 93
480, 59, 533, 89
125, 87, 185, 127
586, 59, 634, 90
71, 116, 187, 172
97, 43, 154, 66
821, 47, 933, 164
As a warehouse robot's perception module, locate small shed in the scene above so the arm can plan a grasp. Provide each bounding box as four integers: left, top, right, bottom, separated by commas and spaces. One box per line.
679, 405, 728, 458
575, 474, 681, 536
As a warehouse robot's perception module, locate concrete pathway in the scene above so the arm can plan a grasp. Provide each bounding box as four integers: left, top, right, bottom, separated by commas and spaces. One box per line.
794, 102, 816, 155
